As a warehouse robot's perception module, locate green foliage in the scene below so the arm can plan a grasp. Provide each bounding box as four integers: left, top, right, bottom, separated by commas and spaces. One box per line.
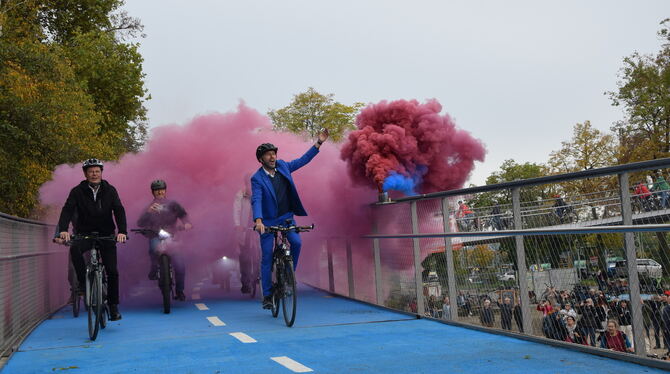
607, 18, 670, 163
0, 0, 147, 217
468, 159, 548, 209
268, 87, 363, 142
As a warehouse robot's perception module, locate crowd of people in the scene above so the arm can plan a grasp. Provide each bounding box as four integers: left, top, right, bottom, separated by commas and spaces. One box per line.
419, 285, 670, 357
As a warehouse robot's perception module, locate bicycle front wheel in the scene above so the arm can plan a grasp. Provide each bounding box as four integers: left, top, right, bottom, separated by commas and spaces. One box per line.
281, 259, 297, 327
87, 271, 103, 340
271, 260, 280, 318
159, 255, 172, 314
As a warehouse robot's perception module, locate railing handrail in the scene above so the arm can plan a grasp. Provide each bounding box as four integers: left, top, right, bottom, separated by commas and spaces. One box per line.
389, 157, 670, 203
0, 212, 53, 227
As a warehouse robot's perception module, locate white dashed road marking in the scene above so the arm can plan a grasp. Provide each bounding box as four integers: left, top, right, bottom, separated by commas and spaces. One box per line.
229, 332, 257, 343
271, 356, 313, 373
206, 316, 225, 326
195, 303, 209, 311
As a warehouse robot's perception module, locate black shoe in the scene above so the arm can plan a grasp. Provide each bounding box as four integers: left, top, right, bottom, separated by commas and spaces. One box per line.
148, 269, 158, 281
262, 296, 273, 310
109, 304, 122, 321
175, 291, 186, 301
241, 284, 251, 294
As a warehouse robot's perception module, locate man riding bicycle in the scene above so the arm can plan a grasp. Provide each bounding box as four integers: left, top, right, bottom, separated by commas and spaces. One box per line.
57, 158, 127, 321
136, 180, 192, 301
252, 129, 329, 309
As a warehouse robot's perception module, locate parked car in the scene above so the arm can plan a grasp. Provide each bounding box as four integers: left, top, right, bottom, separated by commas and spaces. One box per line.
614, 258, 663, 279
497, 271, 516, 281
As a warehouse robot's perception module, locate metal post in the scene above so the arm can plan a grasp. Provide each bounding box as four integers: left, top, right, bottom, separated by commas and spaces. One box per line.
619, 172, 646, 356
346, 238, 355, 299
410, 202, 426, 316
442, 197, 458, 321
512, 187, 533, 334
327, 239, 335, 293
372, 218, 383, 305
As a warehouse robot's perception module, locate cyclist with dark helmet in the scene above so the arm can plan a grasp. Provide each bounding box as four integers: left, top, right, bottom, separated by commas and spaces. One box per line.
136, 179, 192, 301
58, 158, 127, 321
251, 129, 329, 309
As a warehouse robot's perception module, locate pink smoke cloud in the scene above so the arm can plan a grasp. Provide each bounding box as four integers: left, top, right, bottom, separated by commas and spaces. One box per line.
39, 103, 374, 301
341, 99, 486, 194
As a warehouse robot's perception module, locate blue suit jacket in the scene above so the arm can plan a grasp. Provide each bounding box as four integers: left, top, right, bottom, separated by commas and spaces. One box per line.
251, 146, 319, 223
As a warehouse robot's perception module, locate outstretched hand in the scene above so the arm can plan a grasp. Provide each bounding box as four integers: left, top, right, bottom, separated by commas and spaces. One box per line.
318, 128, 329, 144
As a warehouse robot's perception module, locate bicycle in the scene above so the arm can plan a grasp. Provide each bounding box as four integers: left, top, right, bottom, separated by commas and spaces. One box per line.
264, 222, 314, 327
131, 228, 178, 314
69, 233, 117, 341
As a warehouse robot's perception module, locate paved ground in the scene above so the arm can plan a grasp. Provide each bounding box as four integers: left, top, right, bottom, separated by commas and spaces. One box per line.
1, 282, 665, 374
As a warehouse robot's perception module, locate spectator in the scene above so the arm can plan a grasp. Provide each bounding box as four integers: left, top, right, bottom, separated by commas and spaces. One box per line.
457, 291, 472, 316
499, 297, 513, 330
578, 298, 599, 346
652, 170, 670, 209
635, 181, 653, 211
543, 311, 567, 341
480, 299, 495, 328
490, 204, 503, 230
662, 294, 670, 354
553, 195, 567, 220
442, 296, 451, 320
614, 300, 634, 350
600, 319, 634, 353
409, 298, 417, 314
565, 316, 587, 345
536, 299, 553, 317
648, 295, 664, 349
457, 201, 475, 231
427, 295, 438, 317
559, 302, 577, 322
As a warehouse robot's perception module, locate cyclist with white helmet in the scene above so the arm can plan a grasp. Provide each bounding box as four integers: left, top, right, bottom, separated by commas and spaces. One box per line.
58, 158, 127, 321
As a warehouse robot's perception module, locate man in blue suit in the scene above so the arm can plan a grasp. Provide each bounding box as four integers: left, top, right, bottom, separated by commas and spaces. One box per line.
252, 129, 329, 309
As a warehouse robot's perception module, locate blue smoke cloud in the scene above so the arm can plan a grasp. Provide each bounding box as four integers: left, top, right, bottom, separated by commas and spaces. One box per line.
382, 166, 428, 196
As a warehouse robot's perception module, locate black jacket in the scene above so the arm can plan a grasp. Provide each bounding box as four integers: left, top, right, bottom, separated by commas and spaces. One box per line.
58, 180, 127, 236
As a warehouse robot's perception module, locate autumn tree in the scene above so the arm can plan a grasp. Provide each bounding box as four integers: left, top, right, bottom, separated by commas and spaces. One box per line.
268, 87, 363, 142
0, 0, 148, 217
607, 18, 670, 163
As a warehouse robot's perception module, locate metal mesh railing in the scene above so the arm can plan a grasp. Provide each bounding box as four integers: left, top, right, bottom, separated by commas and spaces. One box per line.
0, 213, 68, 360
302, 158, 670, 368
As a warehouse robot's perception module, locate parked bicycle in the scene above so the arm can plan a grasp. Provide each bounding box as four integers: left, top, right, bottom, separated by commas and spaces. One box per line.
69, 233, 118, 341
131, 228, 179, 314
264, 221, 314, 327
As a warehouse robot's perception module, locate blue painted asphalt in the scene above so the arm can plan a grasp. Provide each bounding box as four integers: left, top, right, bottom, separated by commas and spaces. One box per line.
2, 282, 665, 374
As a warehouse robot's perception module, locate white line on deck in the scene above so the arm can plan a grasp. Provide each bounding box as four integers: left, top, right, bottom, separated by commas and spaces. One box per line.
192, 294, 201, 300
195, 303, 209, 311
206, 316, 225, 326
229, 332, 257, 343
271, 356, 313, 373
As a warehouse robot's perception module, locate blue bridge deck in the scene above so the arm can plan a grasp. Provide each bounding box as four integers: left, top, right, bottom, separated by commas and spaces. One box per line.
1, 284, 663, 374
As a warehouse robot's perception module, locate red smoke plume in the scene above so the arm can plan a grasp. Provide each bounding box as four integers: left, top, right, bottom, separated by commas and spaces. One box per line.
341, 99, 486, 193
39, 103, 373, 302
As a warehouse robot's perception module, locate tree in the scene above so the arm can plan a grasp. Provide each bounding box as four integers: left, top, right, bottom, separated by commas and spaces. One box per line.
607, 19, 670, 163
0, 1, 148, 217
268, 87, 363, 142
468, 159, 548, 209
547, 121, 617, 210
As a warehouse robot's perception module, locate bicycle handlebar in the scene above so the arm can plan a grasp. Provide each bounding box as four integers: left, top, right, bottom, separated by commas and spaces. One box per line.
65, 233, 120, 245
261, 224, 314, 233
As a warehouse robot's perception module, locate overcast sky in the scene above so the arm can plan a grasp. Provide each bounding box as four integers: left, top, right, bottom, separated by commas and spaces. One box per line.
122, 0, 669, 186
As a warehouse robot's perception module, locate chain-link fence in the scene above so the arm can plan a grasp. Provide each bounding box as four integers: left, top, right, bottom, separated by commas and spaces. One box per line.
0, 213, 68, 360
304, 158, 670, 368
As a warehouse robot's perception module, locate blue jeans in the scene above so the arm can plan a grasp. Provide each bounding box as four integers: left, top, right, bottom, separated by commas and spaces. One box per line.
149, 237, 185, 293
259, 214, 302, 297
661, 191, 669, 209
